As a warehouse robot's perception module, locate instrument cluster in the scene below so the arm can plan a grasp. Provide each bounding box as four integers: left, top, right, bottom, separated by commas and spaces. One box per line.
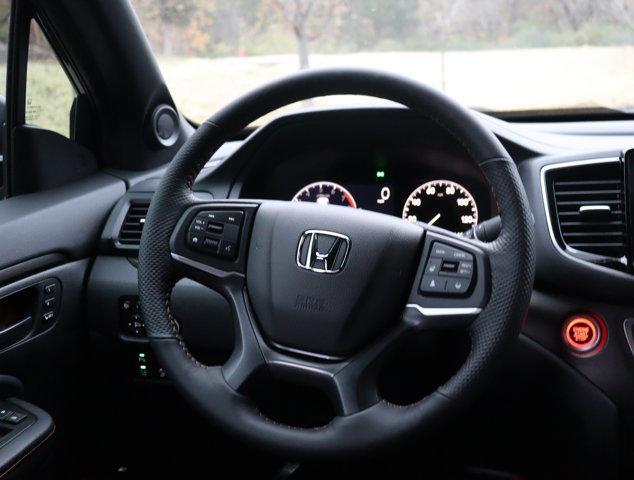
292, 178, 479, 233
236, 109, 497, 232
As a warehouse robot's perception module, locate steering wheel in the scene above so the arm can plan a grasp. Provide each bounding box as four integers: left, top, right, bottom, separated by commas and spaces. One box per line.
138, 69, 535, 459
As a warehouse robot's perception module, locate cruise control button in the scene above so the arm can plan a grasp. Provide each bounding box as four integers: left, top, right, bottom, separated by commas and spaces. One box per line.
456, 261, 474, 278
445, 278, 470, 294
420, 275, 446, 293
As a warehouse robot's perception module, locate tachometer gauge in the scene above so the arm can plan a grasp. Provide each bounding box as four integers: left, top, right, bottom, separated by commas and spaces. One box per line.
292, 181, 357, 208
402, 180, 478, 233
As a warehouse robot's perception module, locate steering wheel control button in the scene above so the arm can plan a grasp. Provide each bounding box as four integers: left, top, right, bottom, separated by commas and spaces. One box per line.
420, 241, 475, 296
425, 258, 442, 275
219, 240, 238, 260
213, 210, 244, 226
431, 242, 472, 261
456, 261, 474, 278
203, 237, 220, 252
187, 209, 245, 260
446, 278, 469, 294
206, 221, 224, 235
420, 275, 447, 293
563, 315, 602, 354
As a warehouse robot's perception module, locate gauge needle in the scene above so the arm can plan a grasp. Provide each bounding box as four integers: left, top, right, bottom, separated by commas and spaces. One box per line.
428, 213, 441, 225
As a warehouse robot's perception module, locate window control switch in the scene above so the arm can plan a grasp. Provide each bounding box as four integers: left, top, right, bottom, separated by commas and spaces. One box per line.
4, 412, 26, 424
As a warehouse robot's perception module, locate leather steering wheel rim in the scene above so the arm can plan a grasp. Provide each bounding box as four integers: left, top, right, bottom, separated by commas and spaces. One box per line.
138, 68, 535, 460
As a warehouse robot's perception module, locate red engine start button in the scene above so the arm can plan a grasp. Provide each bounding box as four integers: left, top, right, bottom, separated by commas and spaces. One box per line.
562, 315, 602, 353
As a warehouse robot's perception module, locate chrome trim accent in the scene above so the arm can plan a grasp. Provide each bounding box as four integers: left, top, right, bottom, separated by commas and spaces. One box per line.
170, 253, 244, 281
405, 304, 482, 316
270, 341, 344, 362
579, 205, 610, 214
539, 157, 623, 267
623, 319, 634, 357
296, 229, 350, 274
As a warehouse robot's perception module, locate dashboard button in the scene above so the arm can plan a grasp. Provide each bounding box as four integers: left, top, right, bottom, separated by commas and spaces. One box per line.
563, 315, 602, 353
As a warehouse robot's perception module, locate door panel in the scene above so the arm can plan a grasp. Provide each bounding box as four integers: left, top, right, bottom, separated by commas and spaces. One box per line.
0, 174, 125, 477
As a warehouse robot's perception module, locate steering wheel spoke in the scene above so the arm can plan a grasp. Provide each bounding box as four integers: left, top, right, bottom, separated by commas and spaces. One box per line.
403, 227, 491, 331
221, 287, 267, 392
253, 317, 414, 416
168, 201, 259, 290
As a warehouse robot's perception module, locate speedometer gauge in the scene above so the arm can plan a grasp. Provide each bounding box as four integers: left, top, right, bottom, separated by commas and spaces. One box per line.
292, 181, 357, 208
402, 180, 478, 233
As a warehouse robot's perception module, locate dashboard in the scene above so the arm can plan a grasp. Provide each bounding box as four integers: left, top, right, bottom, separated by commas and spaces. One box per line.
237, 109, 497, 233
88, 106, 634, 477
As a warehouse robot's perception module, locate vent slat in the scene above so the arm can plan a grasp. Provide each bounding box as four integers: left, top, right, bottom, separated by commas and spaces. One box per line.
550, 161, 627, 258
554, 179, 622, 186
118, 201, 150, 246
555, 189, 622, 196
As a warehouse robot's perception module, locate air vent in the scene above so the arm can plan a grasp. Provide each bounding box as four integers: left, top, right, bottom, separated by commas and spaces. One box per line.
545, 159, 626, 260
118, 201, 150, 246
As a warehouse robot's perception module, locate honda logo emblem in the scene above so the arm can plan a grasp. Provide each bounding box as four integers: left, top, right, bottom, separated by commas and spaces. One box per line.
296, 230, 350, 274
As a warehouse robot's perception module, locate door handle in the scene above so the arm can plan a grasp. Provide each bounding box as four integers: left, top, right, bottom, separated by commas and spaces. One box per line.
0, 317, 33, 350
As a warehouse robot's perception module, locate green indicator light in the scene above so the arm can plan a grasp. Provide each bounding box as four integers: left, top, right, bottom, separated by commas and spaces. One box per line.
139, 365, 147, 370
376, 170, 385, 178
138, 353, 146, 358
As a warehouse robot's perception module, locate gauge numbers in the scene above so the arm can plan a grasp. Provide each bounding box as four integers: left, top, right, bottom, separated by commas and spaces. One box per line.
292, 181, 357, 208
402, 180, 478, 233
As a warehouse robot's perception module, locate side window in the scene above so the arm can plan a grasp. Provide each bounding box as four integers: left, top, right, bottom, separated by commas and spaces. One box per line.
0, 1, 9, 97
25, 20, 75, 138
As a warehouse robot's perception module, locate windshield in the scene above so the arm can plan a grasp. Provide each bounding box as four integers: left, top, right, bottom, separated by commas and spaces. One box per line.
131, 0, 634, 123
